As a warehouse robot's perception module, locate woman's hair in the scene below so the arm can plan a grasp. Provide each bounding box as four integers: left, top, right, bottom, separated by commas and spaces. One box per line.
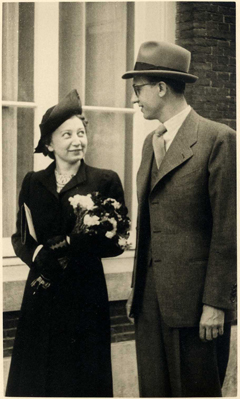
146, 76, 186, 94
42, 114, 88, 159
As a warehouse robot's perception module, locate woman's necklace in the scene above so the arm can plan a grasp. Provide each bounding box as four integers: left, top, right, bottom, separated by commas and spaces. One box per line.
55, 169, 76, 192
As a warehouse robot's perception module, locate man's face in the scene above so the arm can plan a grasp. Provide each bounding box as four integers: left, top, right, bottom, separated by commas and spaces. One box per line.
131, 76, 162, 120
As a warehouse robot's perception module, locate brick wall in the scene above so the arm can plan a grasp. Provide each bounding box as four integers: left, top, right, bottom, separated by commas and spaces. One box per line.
3, 312, 19, 358
110, 301, 135, 343
3, 301, 135, 358
176, 2, 236, 130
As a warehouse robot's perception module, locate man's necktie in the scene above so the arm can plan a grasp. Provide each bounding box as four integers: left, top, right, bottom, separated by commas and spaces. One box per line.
152, 124, 167, 169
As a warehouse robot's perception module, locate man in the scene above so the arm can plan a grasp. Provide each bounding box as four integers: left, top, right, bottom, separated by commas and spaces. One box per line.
122, 41, 236, 397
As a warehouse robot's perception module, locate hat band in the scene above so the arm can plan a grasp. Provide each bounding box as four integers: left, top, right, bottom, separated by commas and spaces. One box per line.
134, 62, 186, 74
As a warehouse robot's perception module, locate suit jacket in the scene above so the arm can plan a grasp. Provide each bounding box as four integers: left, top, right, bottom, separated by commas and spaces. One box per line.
131, 109, 236, 328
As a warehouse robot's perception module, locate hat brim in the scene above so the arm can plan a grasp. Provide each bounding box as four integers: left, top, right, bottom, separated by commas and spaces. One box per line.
122, 70, 198, 83
34, 138, 46, 153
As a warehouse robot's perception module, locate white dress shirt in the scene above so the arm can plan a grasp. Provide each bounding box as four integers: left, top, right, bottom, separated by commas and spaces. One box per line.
163, 105, 192, 151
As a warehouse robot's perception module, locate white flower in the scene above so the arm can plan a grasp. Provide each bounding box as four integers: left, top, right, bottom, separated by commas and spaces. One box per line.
109, 217, 117, 229
83, 214, 100, 226
105, 230, 116, 239
69, 194, 95, 210
118, 237, 127, 248
105, 218, 117, 239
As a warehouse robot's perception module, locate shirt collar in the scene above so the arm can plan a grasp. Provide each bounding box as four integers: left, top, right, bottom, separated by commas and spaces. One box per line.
164, 105, 192, 134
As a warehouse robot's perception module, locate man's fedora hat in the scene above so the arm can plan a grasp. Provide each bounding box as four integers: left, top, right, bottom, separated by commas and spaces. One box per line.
35, 89, 83, 153
122, 41, 198, 83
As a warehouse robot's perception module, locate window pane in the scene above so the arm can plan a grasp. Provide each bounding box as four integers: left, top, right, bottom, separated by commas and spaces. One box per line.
2, 108, 34, 238
18, 3, 34, 102
59, 2, 85, 100
85, 2, 127, 107
84, 112, 125, 180
2, 3, 34, 237
17, 109, 34, 198
2, 3, 19, 101
2, 107, 18, 237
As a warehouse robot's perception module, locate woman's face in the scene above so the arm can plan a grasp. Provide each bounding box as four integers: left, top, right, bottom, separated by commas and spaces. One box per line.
47, 116, 88, 166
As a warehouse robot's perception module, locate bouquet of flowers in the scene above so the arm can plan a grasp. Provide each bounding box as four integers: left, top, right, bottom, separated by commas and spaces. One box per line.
68, 192, 131, 250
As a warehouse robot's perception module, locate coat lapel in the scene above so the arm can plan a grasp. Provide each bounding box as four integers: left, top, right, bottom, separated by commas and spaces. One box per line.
137, 133, 154, 204
151, 109, 199, 191
137, 110, 200, 202
60, 161, 87, 194
35, 161, 58, 199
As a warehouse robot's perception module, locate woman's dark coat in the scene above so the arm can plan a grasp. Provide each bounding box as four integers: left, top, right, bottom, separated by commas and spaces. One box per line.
6, 161, 125, 397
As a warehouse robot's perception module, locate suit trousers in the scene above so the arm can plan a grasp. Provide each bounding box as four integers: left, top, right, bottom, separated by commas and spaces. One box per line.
135, 264, 231, 397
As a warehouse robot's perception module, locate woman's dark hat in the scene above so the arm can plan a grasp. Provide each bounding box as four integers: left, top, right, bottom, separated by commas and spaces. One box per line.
122, 41, 198, 83
35, 89, 82, 153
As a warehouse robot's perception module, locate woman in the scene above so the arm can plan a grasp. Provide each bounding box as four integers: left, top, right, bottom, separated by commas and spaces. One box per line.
6, 89, 127, 397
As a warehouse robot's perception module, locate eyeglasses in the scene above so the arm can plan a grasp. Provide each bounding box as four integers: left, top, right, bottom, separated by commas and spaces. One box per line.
132, 83, 156, 97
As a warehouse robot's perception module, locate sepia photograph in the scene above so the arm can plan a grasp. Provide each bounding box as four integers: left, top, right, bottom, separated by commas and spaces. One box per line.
2, 1, 236, 397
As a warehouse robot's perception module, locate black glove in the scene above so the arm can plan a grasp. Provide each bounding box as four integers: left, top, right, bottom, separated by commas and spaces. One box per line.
46, 235, 70, 269
69, 233, 123, 258
33, 236, 70, 281
69, 233, 94, 254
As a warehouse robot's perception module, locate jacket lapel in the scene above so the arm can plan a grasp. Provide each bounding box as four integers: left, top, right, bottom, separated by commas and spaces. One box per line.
60, 161, 87, 194
151, 109, 199, 191
137, 133, 154, 204
35, 161, 58, 199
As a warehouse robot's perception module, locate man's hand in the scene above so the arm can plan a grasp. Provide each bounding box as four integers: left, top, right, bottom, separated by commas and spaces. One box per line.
199, 304, 225, 342
126, 289, 134, 324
